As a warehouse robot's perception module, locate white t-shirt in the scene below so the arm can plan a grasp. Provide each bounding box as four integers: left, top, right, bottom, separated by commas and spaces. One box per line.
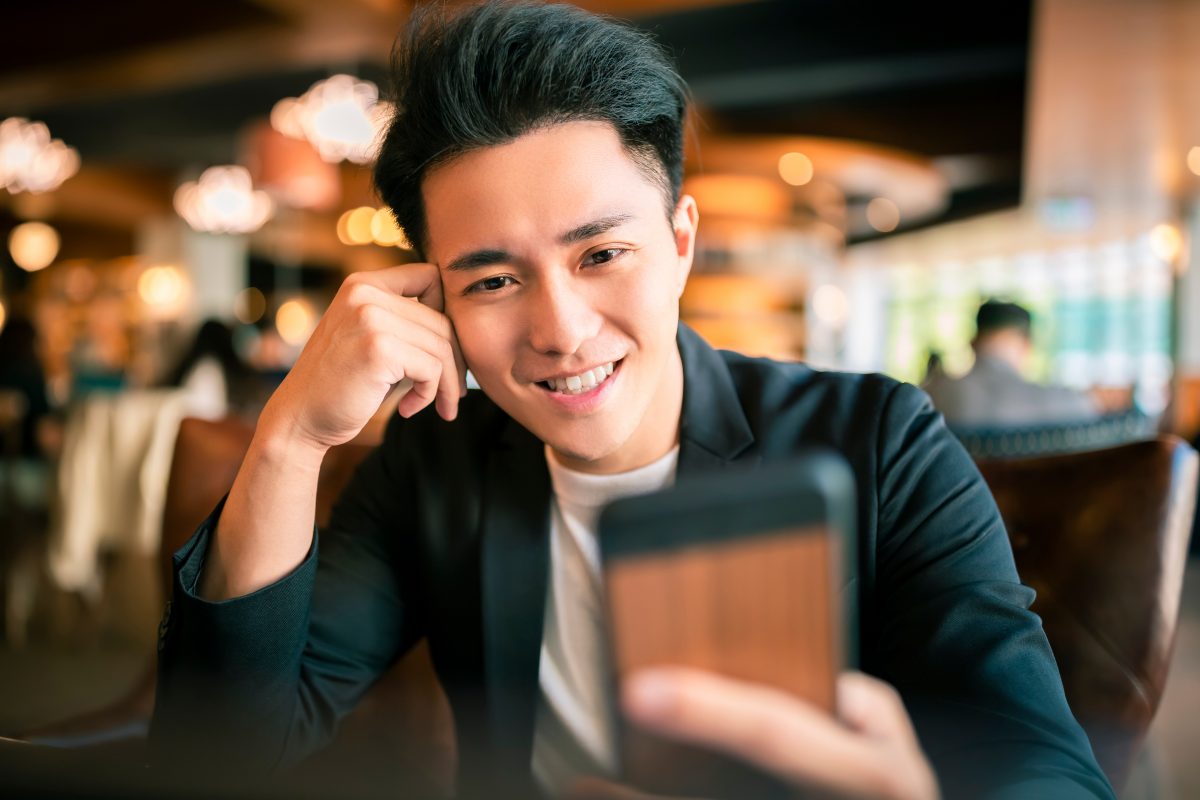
530, 444, 679, 797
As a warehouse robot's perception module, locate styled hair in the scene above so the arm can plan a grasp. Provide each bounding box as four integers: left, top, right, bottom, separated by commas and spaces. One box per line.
975, 300, 1033, 338
373, 1, 690, 259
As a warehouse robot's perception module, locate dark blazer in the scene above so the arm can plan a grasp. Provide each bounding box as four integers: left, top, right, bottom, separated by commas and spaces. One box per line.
151, 325, 1114, 799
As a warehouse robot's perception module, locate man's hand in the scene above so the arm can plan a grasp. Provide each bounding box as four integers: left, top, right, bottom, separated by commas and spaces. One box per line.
261, 262, 467, 454
201, 263, 466, 600
589, 668, 939, 800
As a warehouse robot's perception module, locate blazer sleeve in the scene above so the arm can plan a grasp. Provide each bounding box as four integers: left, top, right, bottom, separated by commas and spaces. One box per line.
149, 416, 423, 773
869, 381, 1115, 800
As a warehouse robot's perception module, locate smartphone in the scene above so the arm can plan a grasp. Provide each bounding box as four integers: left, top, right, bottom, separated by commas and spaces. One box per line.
598, 451, 856, 798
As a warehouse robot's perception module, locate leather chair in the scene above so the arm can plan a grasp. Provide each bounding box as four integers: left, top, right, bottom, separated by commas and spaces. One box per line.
976, 435, 1198, 792
17, 416, 457, 795
953, 408, 1156, 460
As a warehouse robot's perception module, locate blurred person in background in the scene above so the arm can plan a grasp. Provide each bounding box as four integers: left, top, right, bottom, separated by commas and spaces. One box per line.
161, 318, 262, 420
150, 4, 1112, 799
0, 313, 57, 463
925, 300, 1099, 428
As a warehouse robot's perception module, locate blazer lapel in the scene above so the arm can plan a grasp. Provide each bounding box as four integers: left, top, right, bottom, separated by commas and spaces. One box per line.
676, 323, 758, 475
480, 419, 551, 769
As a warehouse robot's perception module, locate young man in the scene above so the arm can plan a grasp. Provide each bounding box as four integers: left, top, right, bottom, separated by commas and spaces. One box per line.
151, 4, 1113, 799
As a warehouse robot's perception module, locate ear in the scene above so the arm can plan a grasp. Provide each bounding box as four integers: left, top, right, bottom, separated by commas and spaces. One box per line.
672, 194, 699, 298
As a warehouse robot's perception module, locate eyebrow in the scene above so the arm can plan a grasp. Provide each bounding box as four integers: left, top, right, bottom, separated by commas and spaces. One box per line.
559, 213, 635, 245
442, 212, 636, 273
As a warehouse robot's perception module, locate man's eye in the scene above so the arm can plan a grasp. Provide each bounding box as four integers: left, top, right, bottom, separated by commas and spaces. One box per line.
469, 275, 514, 293
586, 248, 625, 266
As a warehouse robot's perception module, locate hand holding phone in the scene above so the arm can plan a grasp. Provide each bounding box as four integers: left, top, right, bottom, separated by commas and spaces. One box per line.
598, 453, 857, 798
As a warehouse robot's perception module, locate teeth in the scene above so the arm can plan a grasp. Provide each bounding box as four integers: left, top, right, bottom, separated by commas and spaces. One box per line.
546, 361, 617, 395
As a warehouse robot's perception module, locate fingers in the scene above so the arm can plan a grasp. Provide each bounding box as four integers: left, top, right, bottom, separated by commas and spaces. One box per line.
351, 262, 446, 310
622, 668, 923, 800
838, 672, 921, 748
379, 339, 445, 417
344, 268, 468, 399
341, 271, 466, 420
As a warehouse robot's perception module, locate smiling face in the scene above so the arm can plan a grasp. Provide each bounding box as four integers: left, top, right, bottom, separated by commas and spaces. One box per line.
423, 120, 698, 474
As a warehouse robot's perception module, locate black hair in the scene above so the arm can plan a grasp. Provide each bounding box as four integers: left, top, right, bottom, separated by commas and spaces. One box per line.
373, 0, 690, 259
975, 300, 1032, 338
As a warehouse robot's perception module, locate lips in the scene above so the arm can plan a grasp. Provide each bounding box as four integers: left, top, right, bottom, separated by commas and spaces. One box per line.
540, 361, 617, 395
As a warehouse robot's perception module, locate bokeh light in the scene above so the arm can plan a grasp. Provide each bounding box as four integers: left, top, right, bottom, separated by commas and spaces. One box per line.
812, 284, 849, 328
276, 298, 316, 345
346, 207, 376, 245
778, 152, 814, 186
0, 117, 80, 194
1149, 222, 1183, 264
866, 197, 901, 233
174, 166, 274, 234
234, 287, 267, 324
137, 265, 189, 317
270, 75, 392, 165
8, 221, 60, 271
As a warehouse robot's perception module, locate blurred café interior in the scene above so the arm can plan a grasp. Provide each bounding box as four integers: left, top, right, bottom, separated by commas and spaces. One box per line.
1, 0, 1200, 796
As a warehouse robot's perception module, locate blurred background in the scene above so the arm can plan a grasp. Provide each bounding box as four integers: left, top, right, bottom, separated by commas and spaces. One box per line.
0, 0, 1198, 796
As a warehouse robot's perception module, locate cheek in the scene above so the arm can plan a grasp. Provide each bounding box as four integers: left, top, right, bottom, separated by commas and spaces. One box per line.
448, 307, 517, 382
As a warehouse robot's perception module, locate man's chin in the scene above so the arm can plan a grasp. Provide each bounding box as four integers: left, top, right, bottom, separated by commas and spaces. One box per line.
538, 428, 626, 468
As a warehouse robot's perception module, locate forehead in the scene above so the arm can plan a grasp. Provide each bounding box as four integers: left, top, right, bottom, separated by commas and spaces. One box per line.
420, 121, 665, 262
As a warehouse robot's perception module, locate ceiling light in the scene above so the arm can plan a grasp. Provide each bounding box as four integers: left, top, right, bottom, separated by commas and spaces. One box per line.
174, 166, 274, 234
271, 75, 392, 165
0, 118, 80, 194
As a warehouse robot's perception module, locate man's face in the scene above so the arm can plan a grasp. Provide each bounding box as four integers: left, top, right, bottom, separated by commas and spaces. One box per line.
423, 120, 698, 473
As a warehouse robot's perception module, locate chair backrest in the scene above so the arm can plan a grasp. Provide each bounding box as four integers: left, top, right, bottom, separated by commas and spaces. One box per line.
953, 408, 1156, 460
976, 435, 1197, 791
158, 417, 255, 601
159, 418, 380, 595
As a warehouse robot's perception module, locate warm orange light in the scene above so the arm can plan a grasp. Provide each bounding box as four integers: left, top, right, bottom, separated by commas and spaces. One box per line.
1188, 146, 1200, 177
0, 297, 6, 334
684, 174, 791, 221
234, 287, 267, 324
346, 206, 376, 245
276, 298, 316, 345
778, 152, 814, 186
1150, 223, 1183, 263
137, 265, 189, 317
370, 208, 407, 246
9, 221, 59, 271
866, 197, 900, 233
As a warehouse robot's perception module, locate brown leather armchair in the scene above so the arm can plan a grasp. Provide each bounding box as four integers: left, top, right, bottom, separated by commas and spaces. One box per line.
976, 435, 1198, 792
16, 416, 456, 794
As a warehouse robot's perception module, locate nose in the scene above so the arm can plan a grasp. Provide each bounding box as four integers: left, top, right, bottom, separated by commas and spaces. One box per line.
525, 272, 602, 357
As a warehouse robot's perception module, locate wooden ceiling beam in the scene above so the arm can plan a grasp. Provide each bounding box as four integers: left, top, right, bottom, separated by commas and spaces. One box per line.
0, 24, 396, 116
